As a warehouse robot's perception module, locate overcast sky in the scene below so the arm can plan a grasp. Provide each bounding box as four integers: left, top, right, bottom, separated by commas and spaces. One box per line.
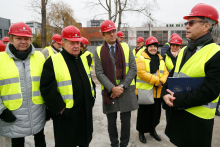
1, 0, 220, 27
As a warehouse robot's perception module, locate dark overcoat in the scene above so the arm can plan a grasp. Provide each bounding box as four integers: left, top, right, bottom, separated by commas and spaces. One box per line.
40, 49, 95, 147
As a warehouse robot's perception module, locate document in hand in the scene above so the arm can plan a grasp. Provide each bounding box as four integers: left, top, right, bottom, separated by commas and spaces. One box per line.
167, 77, 204, 93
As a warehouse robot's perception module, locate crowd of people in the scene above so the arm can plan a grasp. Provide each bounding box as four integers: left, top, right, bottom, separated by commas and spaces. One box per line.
0, 3, 220, 147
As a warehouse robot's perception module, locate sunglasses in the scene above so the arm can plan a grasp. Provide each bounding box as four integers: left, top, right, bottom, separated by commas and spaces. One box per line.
184, 20, 207, 27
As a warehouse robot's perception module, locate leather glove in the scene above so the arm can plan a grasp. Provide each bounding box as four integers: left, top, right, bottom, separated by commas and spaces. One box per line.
0, 109, 16, 123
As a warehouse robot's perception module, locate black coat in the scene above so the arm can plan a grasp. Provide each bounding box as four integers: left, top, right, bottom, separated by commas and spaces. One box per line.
162, 49, 177, 110
40, 49, 95, 147
161, 46, 220, 147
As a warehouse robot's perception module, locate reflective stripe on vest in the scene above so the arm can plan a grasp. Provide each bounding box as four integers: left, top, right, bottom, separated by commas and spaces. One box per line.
45, 46, 55, 59
0, 51, 45, 111
174, 43, 220, 119
132, 46, 146, 61
51, 53, 95, 108
83, 51, 94, 73
136, 55, 165, 98
97, 43, 135, 90
165, 54, 174, 72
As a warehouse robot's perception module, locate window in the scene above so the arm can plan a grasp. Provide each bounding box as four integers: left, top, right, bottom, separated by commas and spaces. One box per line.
4, 30, 9, 37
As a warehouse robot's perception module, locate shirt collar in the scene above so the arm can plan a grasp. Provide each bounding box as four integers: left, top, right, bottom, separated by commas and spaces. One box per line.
107, 43, 116, 50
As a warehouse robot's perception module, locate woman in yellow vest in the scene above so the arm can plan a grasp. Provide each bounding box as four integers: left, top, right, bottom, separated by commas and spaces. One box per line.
136, 36, 169, 144
0, 22, 46, 147
161, 35, 182, 122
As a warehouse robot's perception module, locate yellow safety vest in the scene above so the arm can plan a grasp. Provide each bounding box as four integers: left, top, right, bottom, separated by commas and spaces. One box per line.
165, 42, 170, 47
136, 56, 165, 97
174, 43, 220, 119
45, 46, 55, 59
83, 50, 94, 73
97, 43, 135, 90
51, 53, 95, 108
165, 54, 174, 72
132, 46, 146, 61
0, 51, 45, 111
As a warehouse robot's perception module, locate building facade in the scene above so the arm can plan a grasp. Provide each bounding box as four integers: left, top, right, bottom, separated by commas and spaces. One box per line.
25, 21, 41, 35
87, 20, 104, 27
0, 17, 11, 40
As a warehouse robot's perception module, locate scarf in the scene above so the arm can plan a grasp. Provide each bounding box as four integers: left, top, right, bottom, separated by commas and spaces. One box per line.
145, 43, 160, 74
100, 39, 126, 106
9, 44, 32, 60
179, 33, 214, 71
52, 45, 61, 53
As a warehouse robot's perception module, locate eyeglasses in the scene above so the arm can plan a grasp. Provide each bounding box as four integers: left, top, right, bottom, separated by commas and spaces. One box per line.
184, 20, 207, 27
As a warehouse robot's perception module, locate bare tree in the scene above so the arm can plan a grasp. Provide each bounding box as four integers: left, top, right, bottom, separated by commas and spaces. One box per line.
29, 0, 50, 48
46, 1, 78, 45
41, 0, 48, 48
85, 0, 157, 31
47, 1, 77, 29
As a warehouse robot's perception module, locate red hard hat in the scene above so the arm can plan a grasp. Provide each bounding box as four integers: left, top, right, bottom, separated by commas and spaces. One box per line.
183, 3, 219, 24
145, 36, 159, 46
52, 34, 62, 44
61, 25, 81, 42
8, 22, 33, 37
136, 36, 144, 42
170, 33, 179, 39
2, 37, 9, 42
169, 36, 182, 45
81, 37, 89, 46
101, 20, 116, 33
0, 40, 6, 52
116, 31, 124, 37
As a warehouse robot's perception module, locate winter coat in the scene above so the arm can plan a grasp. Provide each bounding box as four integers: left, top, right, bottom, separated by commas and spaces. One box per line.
40, 49, 95, 147
41, 45, 60, 59
0, 43, 46, 138
95, 45, 139, 114
136, 51, 169, 98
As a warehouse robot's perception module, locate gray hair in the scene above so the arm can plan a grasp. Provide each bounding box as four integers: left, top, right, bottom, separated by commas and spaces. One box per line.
205, 17, 217, 31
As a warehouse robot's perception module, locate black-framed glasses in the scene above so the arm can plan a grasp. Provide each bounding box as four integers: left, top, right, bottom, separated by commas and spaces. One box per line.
184, 20, 207, 27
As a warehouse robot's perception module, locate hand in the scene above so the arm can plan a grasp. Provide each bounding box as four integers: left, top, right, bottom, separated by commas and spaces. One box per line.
163, 89, 176, 107
158, 81, 162, 87
0, 109, 16, 123
60, 108, 65, 115
110, 93, 117, 99
111, 86, 124, 97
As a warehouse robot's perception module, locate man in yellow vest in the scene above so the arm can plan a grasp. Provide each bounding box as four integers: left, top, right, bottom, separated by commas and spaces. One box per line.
132, 36, 146, 60
40, 26, 96, 147
162, 3, 220, 147
116, 31, 124, 42
41, 34, 62, 59
95, 20, 138, 147
80, 37, 94, 72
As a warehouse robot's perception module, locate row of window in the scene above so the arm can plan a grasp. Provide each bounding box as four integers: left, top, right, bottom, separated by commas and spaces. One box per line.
166, 24, 184, 27
0, 29, 9, 39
